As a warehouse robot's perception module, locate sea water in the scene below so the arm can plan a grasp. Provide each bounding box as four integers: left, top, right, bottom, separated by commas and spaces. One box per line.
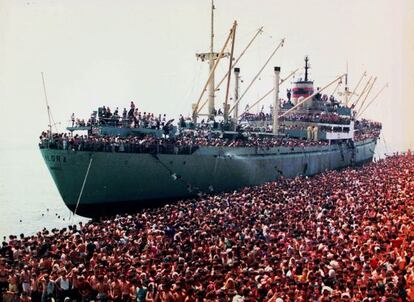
0, 143, 89, 240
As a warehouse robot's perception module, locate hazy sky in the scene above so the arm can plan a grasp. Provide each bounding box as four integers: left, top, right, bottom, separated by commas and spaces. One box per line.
0, 0, 413, 151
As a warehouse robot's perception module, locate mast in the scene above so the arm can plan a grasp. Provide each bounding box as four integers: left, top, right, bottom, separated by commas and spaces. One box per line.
210, 0, 214, 54
344, 62, 349, 105
195, 0, 230, 121
223, 21, 237, 123
41, 72, 53, 138
208, 0, 215, 119
273, 67, 281, 134
195, 27, 263, 115
193, 25, 233, 122
338, 61, 352, 106
304, 56, 310, 81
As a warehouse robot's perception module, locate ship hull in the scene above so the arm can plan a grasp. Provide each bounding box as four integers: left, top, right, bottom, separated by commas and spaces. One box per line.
40, 138, 377, 217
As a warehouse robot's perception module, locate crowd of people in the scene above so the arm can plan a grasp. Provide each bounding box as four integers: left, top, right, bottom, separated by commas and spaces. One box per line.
40, 107, 381, 154
71, 100, 354, 133
239, 112, 351, 126
67, 101, 382, 147
278, 113, 351, 125
354, 120, 382, 142
239, 117, 381, 138
40, 116, 381, 154
71, 102, 170, 131
239, 113, 272, 122
39, 130, 336, 155
2, 154, 414, 301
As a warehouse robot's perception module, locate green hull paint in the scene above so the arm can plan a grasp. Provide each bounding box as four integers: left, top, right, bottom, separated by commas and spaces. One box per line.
40, 138, 377, 217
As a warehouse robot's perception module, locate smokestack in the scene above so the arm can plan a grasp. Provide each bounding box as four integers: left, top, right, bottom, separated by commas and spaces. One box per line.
273, 66, 281, 134
233, 67, 240, 126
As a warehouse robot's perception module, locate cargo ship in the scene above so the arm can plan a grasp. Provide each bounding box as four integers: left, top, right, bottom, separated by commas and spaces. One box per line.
39, 4, 380, 217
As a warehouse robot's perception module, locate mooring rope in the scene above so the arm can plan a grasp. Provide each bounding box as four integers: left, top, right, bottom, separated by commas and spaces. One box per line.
73, 155, 93, 217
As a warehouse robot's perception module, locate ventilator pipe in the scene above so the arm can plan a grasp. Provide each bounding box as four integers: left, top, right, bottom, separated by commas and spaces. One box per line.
273, 66, 281, 134
233, 68, 240, 126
